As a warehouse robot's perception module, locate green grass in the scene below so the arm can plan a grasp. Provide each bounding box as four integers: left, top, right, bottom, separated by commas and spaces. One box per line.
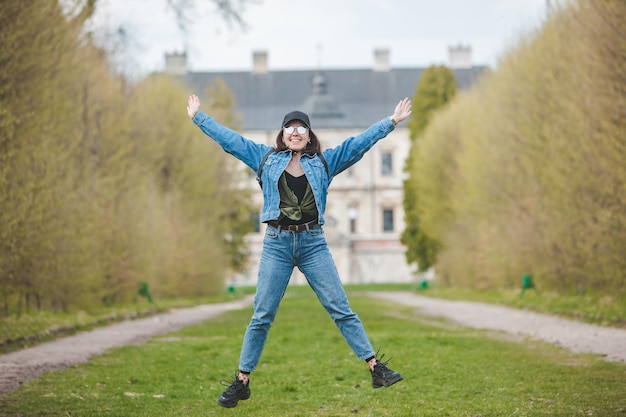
1, 291, 625, 416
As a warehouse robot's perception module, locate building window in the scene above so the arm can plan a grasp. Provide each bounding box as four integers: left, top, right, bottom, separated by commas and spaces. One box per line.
382, 209, 394, 232
381, 152, 393, 176
348, 207, 358, 234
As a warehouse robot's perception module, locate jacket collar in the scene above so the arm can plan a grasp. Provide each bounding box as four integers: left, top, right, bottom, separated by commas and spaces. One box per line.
276, 149, 317, 159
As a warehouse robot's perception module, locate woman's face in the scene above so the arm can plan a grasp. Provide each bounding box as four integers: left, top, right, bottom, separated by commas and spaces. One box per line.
282, 120, 310, 153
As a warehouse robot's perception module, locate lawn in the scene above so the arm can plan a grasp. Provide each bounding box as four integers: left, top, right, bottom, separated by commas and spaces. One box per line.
1, 291, 625, 416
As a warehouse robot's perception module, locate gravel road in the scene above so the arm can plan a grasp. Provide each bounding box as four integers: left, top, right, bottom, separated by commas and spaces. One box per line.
1, 292, 624, 393
374, 292, 626, 363
0, 296, 254, 393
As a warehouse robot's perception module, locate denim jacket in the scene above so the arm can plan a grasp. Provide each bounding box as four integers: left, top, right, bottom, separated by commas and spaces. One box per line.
192, 111, 396, 225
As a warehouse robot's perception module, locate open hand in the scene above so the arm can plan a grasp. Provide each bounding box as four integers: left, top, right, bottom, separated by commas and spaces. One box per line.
391, 98, 412, 123
187, 94, 200, 119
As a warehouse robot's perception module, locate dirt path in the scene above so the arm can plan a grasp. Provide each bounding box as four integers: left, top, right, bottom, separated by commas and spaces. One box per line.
0, 296, 254, 393
373, 291, 626, 363
1, 292, 625, 393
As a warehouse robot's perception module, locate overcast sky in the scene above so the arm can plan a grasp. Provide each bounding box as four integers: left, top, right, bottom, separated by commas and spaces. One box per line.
90, 0, 549, 75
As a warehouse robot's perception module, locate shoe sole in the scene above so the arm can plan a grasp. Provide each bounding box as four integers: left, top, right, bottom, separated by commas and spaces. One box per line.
372, 374, 403, 389
217, 392, 250, 408
217, 398, 238, 408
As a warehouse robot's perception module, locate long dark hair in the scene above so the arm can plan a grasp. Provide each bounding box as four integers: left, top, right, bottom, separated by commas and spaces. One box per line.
275, 129, 322, 155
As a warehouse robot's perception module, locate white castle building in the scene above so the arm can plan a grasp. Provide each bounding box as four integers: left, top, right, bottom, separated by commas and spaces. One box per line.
169, 48, 485, 285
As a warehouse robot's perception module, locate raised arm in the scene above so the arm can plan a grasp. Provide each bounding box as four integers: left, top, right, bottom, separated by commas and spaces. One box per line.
186, 94, 270, 171
323, 97, 413, 176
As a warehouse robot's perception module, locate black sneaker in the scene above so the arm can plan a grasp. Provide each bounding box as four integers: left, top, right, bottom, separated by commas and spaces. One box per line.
217, 375, 251, 408
370, 352, 403, 388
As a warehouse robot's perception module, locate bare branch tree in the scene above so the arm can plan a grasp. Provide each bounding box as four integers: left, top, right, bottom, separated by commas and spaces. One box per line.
165, 0, 255, 32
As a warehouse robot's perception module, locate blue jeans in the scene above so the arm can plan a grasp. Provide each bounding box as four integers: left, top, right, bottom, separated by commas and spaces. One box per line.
238, 225, 376, 372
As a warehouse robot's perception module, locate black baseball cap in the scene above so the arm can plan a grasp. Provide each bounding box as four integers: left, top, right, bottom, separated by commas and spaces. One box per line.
282, 110, 311, 129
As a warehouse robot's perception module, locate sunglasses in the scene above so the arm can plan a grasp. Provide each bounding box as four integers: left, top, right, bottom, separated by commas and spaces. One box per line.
284, 125, 308, 135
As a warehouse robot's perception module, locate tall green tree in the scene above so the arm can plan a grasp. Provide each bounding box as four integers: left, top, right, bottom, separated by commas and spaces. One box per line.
0, 0, 92, 312
406, 66, 458, 141
202, 77, 253, 272
411, 0, 626, 296
0, 0, 258, 314
401, 66, 457, 271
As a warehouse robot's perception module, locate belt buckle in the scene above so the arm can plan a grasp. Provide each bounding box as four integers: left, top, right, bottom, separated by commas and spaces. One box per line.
284, 222, 313, 232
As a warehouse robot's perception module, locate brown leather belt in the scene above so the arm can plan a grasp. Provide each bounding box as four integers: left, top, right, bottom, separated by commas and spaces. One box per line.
267, 219, 319, 232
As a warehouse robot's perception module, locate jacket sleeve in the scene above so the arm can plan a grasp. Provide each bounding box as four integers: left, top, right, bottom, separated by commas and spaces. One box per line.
192, 111, 271, 171
323, 117, 395, 176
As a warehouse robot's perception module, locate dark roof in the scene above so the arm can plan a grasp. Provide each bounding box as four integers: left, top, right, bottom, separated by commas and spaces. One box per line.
183, 66, 487, 130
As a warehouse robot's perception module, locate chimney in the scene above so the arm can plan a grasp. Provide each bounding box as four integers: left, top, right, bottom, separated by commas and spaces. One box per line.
373, 48, 391, 72
252, 50, 268, 74
448, 44, 472, 69
164, 52, 187, 75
